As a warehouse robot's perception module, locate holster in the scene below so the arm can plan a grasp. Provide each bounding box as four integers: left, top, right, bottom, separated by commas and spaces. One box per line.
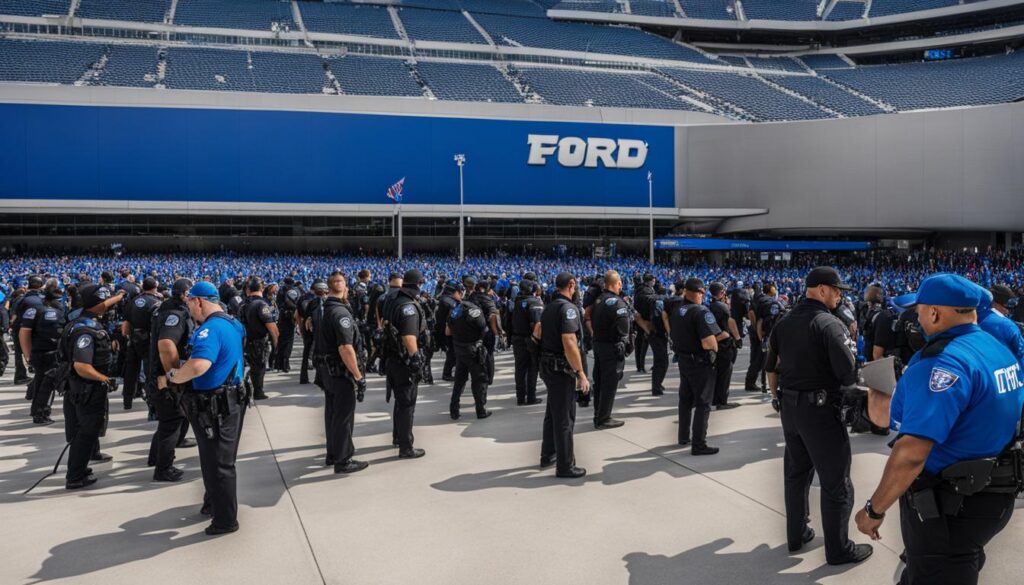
473, 341, 488, 367
540, 352, 573, 377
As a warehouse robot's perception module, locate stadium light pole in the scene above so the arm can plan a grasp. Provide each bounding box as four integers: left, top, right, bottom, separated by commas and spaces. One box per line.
455, 153, 466, 264
648, 171, 654, 265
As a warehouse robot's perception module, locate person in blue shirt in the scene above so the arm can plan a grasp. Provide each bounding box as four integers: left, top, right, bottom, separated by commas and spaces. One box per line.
856, 273, 1024, 585
166, 280, 245, 536
978, 284, 1024, 365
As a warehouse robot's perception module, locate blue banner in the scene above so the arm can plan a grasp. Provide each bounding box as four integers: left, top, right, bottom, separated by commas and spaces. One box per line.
655, 238, 872, 251
0, 103, 675, 208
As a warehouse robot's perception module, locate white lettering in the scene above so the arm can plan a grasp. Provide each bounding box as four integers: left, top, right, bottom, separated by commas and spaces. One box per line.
526, 134, 649, 169
557, 136, 586, 167
994, 364, 1023, 394
616, 139, 648, 169
526, 134, 559, 166
583, 137, 617, 168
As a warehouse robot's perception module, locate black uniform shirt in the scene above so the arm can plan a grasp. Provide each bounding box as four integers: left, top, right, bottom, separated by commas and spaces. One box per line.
242, 297, 275, 339
469, 291, 498, 320
314, 297, 357, 356
389, 288, 424, 338
278, 286, 300, 315
582, 284, 602, 310
449, 300, 487, 345
633, 284, 655, 322
591, 291, 630, 342
863, 306, 893, 354
152, 300, 193, 376
649, 294, 668, 335
68, 317, 114, 375
669, 299, 721, 354
435, 293, 457, 337
14, 290, 44, 327
24, 303, 65, 352
541, 295, 581, 355
710, 299, 731, 338
127, 292, 161, 331
764, 298, 856, 391
730, 289, 750, 326
511, 295, 544, 337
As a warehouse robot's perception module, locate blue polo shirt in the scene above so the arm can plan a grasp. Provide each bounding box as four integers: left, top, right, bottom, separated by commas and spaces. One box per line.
978, 307, 1024, 365
890, 324, 1024, 474
189, 312, 245, 391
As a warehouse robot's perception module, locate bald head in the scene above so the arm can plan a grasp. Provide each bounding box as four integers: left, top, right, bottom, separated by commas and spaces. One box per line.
604, 270, 622, 294
917, 303, 976, 337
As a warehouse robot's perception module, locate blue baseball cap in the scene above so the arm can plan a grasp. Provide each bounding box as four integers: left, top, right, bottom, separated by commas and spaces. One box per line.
188, 280, 220, 300
902, 274, 988, 309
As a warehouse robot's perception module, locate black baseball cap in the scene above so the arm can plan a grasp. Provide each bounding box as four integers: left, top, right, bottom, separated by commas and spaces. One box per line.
806, 267, 853, 291
708, 282, 726, 296
555, 272, 575, 289
991, 284, 1017, 306
79, 284, 112, 311
171, 278, 193, 298
684, 278, 705, 293
403, 269, 425, 286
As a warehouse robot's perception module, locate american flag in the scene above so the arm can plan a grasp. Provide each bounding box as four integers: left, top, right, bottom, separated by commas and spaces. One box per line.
386, 177, 405, 203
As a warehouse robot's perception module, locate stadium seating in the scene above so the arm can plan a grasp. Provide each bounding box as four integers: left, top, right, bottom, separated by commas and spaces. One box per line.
163, 47, 254, 92
250, 52, 328, 94
825, 1, 866, 21
661, 68, 830, 120
550, 1, 621, 13
741, 0, 819, 21
98, 44, 159, 88
474, 14, 714, 62
400, 8, 486, 44
519, 67, 698, 110
679, 0, 736, 20
869, 0, 958, 18
298, 2, 399, 39
0, 0, 69, 17
459, 0, 544, 17
174, 0, 293, 31
76, 0, 170, 23
0, 38, 101, 84
746, 57, 807, 73
822, 51, 1024, 110
717, 55, 748, 67
327, 55, 423, 97
630, 0, 679, 17
415, 61, 523, 102
766, 75, 885, 116
799, 54, 853, 70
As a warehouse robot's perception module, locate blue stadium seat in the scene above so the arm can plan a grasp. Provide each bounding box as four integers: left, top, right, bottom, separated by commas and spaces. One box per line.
679, 0, 736, 20
327, 55, 423, 97
400, 8, 486, 44
298, 2, 399, 38
458, 0, 545, 16
661, 68, 831, 120
550, 1, 621, 13
163, 47, 253, 92
519, 67, 699, 110
99, 44, 160, 87
631, 1, 678, 17
742, 0, 819, 21
77, 0, 170, 23
415, 61, 522, 102
250, 52, 328, 94
717, 55, 748, 67
825, 1, 866, 21
0, 38, 101, 84
746, 57, 807, 73
869, 0, 957, 18
0, 0, 69, 17
766, 75, 885, 116
174, 0, 294, 31
799, 54, 853, 70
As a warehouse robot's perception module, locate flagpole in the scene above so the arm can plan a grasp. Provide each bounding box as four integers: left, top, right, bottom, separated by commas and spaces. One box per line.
398, 201, 403, 260
648, 171, 654, 265
454, 154, 466, 265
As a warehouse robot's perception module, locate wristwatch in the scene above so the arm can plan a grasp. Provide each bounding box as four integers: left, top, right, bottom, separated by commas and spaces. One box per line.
167, 369, 177, 381
864, 499, 885, 520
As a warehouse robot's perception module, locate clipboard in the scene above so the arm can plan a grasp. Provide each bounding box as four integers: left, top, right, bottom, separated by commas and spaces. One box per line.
860, 356, 897, 396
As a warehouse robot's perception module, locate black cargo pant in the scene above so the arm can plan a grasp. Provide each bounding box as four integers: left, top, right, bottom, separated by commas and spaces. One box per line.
647, 332, 669, 393
511, 336, 539, 404
451, 343, 488, 415
320, 368, 356, 464
14, 338, 28, 380
634, 328, 648, 371
148, 387, 188, 471
441, 337, 456, 379
712, 343, 736, 406
245, 339, 269, 395
898, 489, 1015, 585
591, 341, 623, 426
29, 352, 57, 419
122, 336, 148, 409
275, 316, 295, 371
300, 330, 314, 384
63, 384, 107, 483
677, 356, 715, 446
780, 389, 855, 564
745, 335, 766, 390
385, 357, 419, 450
540, 369, 577, 474
185, 389, 241, 530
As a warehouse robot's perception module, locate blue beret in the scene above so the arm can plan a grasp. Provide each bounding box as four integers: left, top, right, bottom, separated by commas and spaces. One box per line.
904, 274, 988, 308
189, 281, 220, 300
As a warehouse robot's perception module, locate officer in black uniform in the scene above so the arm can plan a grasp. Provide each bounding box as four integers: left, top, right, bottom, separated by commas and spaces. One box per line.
418, 289, 438, 385
62, 284, 121, 489
275, 277, 300, 372
538, 272, 589, 479
764, 267, 873, 566
633, 274, 655, 373
745, 282, 766, 392
20, 283, 66, 424
510, 280, 544, 406
313, 271, 368, 474
240, 277, 278, 401
587, 270, 630, 429
709, 282, 741, 410
14, 276, 46, 388
645, 284, 670, 396
120, 277, 161, 410
351, 269, 374, 371
435, 281, 460, 382
148, 278, 195, 482
668, 278, 725, 455
382, 269, 427, 459
469, 280, 501, 386
298, 280, 328, 385
446, 284, 493, 420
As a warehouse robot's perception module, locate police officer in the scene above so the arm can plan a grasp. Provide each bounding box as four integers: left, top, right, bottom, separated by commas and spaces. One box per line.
240, 277, 278, 401
382, 269, 427, 459
418, 288, 438, 385
587, 270, 630, 429
446, 283, 492, 420
14, 276, 46, 387
708, 282, 741, 410
148, 278, 195, 482
764, 267, 872, 565
510, 280, 544, 406
668, 278, 726, 455
744, 282, 766, 392
633, 274, 655, 373
313, 271, 368, 474
538, 272, 589, 479
435, 281, 460, 382
167, 281, 245, 535
855, 274, 1024, 584
645, 283, 670, 396
729, 281, 750, 351
120, 277, 161, 410
752, 283, 785, 394
978, 284, 1024, 363
20, 282, 66, 424
62, 284, 122, 489
298, 280, 328, 385
275, 277, 300, 372
469, 280, 501, 386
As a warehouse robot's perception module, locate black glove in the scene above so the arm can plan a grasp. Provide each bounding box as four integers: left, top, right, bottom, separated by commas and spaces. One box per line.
771, 398, 781, 413
736, 337, 744, 350
406, 351, 424, 373
104, 377, 121, 394
355, 377, 366, 402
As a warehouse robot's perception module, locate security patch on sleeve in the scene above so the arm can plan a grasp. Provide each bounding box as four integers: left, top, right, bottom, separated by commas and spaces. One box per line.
929, 368, 959, 393
566, 308, 578, 321
261, 306, 271, 316
135, 298, 146, 307
164, 314, 180, 327
402, 305, 417, 317
77, 336, 92, 349
340, 317, 352, 329
469, 308, 482, 318
23, 308, 36, 320
198, 328, 210, 340
616, 307, 628, 316
704, 312, 716, 325
604, 297, 618, 306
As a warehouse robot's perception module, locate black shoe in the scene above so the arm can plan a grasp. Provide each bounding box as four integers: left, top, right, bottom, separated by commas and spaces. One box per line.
476, 410, 492, 419
692, 445, 719, 456
392, 440, 400, 447
526, 398, 543, 405
556, 466, 586, 478
325, 455, 337, 467
652, 388, 664, 396
299, 378, 310, 385
788, 527, 815, 553
398, 448, 426, 459
66, 474, 98, 490
200, 502, 212, 516
177, 438, 197, 449
449, 406, 460, 420
744, 386, 761, 393
539, 456, 556, 469
636, 367, 646, 373
442, 375, 455, 382
154, 467, 184, 482
15, 376, 32, 385
32, 416, 54, 425
716, 403, 740, 410
147, 458, 156, 467
595, 419, 625, 429
147, 409, 157, 422
123, 402, 133, 410
90, 452, 113, 463
253, 391, 269, 401
204, 523, 239, 536
678, 439, 691, 447
334, 459, 369, 474
828, 544, 873, 566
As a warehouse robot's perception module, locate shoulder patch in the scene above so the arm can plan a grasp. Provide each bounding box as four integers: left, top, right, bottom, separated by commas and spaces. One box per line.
705, 312, 716, 325
76, 335, 91, 349
134, 297, 146, 307
604, 297, 618, 306
770, 304, 780, 316
566, 308, 578, 321
520, 301, 528, 309
44, 310, 58, 321
287, 289, 299, 300
198, 328, 210, 340
164, 314, 180, 327
678, 307, 688, 317
616, 307, 628, 316
340, 317, 352, 329
23, 308, 36, 320
261, 306, 271, 316
402, 304, 417, 317
929, 367, 959, 393
468, 308, 482, 319
655, 299, 664, 312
